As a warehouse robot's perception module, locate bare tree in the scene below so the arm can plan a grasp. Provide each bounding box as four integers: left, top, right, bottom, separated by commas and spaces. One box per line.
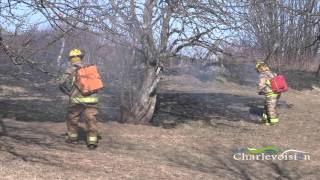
0, 0, 248, 123
37, 0, 247, 123
11, 0, 320, 123
241, 0, 320, 69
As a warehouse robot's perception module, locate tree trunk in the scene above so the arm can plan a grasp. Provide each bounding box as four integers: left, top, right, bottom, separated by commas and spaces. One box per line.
120, 66, 161, 124
56, 35, 65, 68
316, 64, 320, 77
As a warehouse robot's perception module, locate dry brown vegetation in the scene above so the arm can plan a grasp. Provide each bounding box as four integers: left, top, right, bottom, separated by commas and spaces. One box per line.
1, 64, 320, 179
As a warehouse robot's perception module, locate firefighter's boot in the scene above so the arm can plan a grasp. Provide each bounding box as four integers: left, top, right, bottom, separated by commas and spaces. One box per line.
87, 135, 98, 150
270, 117, 279, 125
66, 132, 78, 144
261, 113, 270, 125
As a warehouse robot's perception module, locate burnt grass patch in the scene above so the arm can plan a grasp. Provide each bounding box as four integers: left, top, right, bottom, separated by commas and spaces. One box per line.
0, 96, 116, 123
280, 69, 320, 90
152, 92, 290, 127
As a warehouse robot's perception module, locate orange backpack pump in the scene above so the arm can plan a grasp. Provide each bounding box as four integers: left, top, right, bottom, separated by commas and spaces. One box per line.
76, 65, 104, 95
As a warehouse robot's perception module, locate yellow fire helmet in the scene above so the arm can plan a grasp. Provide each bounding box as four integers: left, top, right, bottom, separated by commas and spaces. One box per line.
69, 49, 83, 63
255, 61, 270, 72
69, 49, 82, 57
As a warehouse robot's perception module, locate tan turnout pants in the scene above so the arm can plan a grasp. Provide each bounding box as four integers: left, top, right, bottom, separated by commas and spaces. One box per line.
67, 104, 98, 138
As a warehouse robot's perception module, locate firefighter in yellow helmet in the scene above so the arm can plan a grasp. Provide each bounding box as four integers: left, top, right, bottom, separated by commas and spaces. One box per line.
255, 61, 280, 125
58, 49, 99, 150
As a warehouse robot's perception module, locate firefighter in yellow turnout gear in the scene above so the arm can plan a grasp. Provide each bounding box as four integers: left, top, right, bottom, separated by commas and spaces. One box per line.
58, 49, 99, 149
256, 62, 280, 125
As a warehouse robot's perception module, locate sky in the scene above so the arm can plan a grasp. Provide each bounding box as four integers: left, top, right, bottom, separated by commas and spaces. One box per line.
0, 0, 237, 59
0, 1, 50, 32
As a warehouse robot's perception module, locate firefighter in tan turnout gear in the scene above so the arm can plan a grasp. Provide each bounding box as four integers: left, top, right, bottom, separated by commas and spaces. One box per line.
256, 62, 280, 125
58, 49, 99, 150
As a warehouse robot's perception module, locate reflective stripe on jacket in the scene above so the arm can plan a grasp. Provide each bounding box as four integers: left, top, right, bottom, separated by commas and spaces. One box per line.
71, 96, 99, 104
266, 92, 279, 98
